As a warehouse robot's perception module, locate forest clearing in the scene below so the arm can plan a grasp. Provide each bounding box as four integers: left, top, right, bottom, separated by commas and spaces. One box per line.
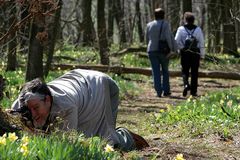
1, 0, 240, 159
118, 77, 240, 159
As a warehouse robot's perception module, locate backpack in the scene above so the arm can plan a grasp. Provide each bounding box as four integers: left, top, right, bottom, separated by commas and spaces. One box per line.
184, 26, 198, 51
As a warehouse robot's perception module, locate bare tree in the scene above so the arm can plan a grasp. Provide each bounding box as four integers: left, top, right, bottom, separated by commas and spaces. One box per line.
6, 1, 17, 71
179, 0, 192, 25
107, 0, 114, 45
165, 0, 180, 32
114, 0, 127, 48
25, 20, 44, 81
0, 75, 5, 101
125, 0, 134, 44
97, 0, 109, 65
207, 0, 222, 53
82, 0, 96, 46
182, 0, 192, 12
26, 0, 59, 81
136, 0, 144, 43
44, 0, 62, 77
222, 0, 238, 57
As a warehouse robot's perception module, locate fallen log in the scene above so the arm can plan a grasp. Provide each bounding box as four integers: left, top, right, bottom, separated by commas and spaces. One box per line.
110, 46, 224, 63
111, 46, 146, 57
51, 64, 240, 80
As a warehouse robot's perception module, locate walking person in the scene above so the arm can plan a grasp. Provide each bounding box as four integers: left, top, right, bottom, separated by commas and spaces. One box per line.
146, 8, 177, 97
175, 12, 205, 97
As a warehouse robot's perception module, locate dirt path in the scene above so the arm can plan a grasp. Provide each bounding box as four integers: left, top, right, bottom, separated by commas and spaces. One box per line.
117, 78, 240, 159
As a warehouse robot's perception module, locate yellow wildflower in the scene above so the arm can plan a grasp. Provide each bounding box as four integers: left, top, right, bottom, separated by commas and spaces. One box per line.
8, 132, 18, 142
175, 153, 185, 160
187, 96, 192, 102
220, 99, 224, 105
0, 137, 6, 145
21, 136, 29, 145
227, 100, 233, 108
20, 144, 29, 156
159, 109, 165, 113
237, 105, 240, 109
2, 133, 7, 138
104, 144, 114, 152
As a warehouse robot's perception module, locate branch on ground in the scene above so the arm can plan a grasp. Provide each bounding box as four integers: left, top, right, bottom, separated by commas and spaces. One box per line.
110, 47, 232, 63
50, 64, 240, 80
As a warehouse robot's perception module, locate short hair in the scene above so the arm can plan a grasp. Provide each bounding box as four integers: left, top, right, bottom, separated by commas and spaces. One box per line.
19, 78, 52, 108
154, 8, 165, 20
184, 12, 195, 24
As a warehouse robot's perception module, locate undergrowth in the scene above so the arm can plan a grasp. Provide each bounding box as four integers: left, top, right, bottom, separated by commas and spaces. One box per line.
0, 132, 120, 160
155, 87, 240, 138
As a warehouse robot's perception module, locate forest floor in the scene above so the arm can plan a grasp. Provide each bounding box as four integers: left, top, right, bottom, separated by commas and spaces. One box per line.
117, 77, 240, 160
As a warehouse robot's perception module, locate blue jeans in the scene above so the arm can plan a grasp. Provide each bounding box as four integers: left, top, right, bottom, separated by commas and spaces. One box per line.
148, 51, 170, 96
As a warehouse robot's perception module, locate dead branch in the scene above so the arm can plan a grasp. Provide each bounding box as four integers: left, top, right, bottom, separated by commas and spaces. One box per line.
50, 64, 240, 80
111, 46, 147, 57
0, 13, 33, 43
0, 0, 59, 43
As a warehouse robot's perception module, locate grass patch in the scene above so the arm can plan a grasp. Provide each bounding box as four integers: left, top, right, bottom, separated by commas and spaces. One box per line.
0, 132, 120, 160
155, 87, 240, 138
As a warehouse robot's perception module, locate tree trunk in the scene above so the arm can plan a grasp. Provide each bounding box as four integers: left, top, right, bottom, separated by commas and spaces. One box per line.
235, 1, 240, 46
136, 0, 144, 43
6, 1, 17, 71
25, 20, 44, 81
0, 75, 5, 101
182, 0, 192, 12
44, 0, 62, 77
149, 0, 155, 19
166, 0, 180, 33
0, 3, 7, 56
222, 0, 238, 57
114, 0, 127, 48
97, 0, 109, 65
107, 0, 114, 45
82, 0, 95, 46
144, 0, 151, 27
19, 4, 29, 55
6, 33, 17, 71
180, 0, 192, 25
207, 0, 222, 53
126, 0, 134, 44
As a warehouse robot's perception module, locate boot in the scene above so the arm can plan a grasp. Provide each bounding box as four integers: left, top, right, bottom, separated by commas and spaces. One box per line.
182, 75, 190, 97
183, 85, 191, 97
128, 130, 149, 150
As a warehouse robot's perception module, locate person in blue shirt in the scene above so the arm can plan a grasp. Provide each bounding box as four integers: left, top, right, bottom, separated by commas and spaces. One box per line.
146, 8, 177, 97
175, 12, 205, 97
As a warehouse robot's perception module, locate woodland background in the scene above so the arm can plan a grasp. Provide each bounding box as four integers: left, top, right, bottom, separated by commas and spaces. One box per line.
0, 1, 240, 159
0, 0, 239, 81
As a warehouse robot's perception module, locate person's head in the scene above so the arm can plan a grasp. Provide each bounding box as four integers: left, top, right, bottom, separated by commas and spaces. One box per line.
18, 78, 52, 129
184, 12, 195, 25
154, 8, 165, 20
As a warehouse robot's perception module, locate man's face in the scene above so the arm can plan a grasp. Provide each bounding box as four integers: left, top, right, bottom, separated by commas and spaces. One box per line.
27, 96, 51, 129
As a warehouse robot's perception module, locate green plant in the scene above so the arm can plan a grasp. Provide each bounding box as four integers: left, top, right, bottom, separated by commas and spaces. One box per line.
155, 87, 240, 138
121, 54, 150, 68
0, 132, 120, 160
111, 74, 144, 99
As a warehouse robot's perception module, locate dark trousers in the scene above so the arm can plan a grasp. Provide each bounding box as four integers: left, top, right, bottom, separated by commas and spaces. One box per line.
181, 51, 200, 95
